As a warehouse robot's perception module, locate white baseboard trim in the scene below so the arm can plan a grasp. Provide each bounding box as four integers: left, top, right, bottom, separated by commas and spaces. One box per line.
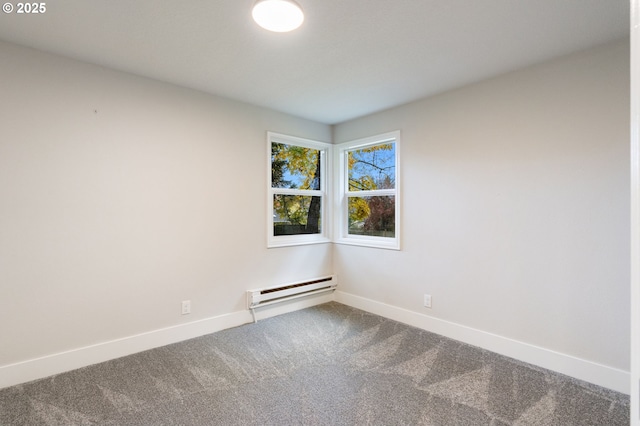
0, 292, 334, 390
334, 290, 630, 395
1, 291, 627, 395
0, 311, 253, 390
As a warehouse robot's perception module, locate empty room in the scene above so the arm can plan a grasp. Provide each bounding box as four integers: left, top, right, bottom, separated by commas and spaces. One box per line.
0, 0, 637, 425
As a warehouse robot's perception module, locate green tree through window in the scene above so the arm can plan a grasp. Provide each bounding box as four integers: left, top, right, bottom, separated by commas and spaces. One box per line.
347, 143, 396, 237
268, 133, 330, 247
336, 131, 400, 250
271, 142, 321, 234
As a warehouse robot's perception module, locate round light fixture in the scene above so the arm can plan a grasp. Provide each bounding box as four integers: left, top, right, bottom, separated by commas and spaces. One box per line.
252, 0, 304, 33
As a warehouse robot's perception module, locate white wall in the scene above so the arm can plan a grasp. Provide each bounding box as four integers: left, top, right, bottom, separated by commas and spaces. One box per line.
0, 41, 332, 369
333, 40, 630, 373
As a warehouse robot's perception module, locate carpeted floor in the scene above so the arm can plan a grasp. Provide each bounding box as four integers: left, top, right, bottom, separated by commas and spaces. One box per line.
0, 302, 630, 425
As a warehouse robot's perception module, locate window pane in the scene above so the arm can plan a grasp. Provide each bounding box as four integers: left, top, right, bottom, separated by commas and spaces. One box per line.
348, 142, 395, 191
273, 194, 322, 235
348, 196, 395, 238
272, 143, 321, 190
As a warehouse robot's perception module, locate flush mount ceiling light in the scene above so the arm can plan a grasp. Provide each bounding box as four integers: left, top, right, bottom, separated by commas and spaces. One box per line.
252, 0, 304, 33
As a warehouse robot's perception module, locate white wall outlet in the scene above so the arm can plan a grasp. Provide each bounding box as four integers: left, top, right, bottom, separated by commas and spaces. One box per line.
181, 300, 191, 315
423, 294, 432, 308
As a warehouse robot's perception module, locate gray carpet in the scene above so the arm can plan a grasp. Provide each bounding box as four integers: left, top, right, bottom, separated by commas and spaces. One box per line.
0, 302, 630, 425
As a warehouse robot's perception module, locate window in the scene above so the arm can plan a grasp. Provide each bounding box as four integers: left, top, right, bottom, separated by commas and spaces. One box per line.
268, 132, 331, 247
335, 131, 400, 249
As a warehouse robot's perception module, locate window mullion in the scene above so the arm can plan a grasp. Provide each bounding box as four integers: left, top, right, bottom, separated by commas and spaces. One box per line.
272, 188, 324, 196
345, 189, 396, 197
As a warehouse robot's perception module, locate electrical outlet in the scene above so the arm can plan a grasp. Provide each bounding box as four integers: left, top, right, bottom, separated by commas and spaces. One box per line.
181, 300, 191, 315
423, 294, 432, 308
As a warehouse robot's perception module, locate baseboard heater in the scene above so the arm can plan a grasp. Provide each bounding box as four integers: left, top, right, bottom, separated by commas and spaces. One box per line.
247, 275, 337, 322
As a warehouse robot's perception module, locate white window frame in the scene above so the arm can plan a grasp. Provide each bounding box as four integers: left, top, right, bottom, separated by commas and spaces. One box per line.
334, 131, 401, 250
267, 132, 332, 248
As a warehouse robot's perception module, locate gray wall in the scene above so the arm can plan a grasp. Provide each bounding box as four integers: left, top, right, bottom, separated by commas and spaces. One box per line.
333, 39, 630, 371
0, 41, 332, 366
0, 38, 630, 382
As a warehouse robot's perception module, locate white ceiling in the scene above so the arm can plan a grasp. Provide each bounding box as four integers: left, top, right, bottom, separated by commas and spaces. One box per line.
0, 0, 629, 124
